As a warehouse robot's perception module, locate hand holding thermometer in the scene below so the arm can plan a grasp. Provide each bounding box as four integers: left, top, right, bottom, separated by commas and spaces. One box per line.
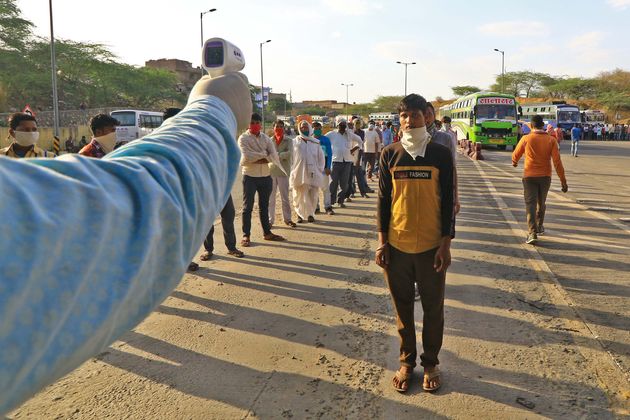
202, 38, 245, 77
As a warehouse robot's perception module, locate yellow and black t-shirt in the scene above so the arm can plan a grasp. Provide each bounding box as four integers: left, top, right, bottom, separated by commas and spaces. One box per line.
377, 142, 454, 254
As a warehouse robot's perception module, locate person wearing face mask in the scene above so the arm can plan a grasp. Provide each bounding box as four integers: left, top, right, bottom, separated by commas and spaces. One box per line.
238, 113, 286, 246
376, 94, 454, 394
269, 120, 297, 228
363, 122, 381, 181
426, 104, 459, 216
312, 121, 334, 215
290, 120, 325, 223
325, 119, 361, 208
79, 114, 120, 158
1, 113, 55, 158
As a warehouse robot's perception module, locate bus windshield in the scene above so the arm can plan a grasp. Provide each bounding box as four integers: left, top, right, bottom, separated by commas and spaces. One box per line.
558, 111, 580, 123
475, 104, 517, 121
111, 111, 136, 127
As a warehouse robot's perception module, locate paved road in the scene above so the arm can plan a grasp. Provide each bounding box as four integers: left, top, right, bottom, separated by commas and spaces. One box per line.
9, 144, 630, 419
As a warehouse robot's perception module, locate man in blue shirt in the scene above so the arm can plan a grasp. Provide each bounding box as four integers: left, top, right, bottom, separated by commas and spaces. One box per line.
0, 72, 252, 414
313, 121, 334, 215
570, 124, 582, 157
382, 121, 393, 147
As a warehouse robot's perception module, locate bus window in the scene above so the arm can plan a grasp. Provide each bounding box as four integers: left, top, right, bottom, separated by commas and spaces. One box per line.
111, 111, 136, 127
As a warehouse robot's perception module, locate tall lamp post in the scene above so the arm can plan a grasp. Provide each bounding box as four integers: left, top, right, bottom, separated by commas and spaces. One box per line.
493, 48, 505, 93
341, 83, 353, 117
260, 39, 271, 131
200, 8, 217, 75
48, 0, 59, 137
396, 61, 416, 96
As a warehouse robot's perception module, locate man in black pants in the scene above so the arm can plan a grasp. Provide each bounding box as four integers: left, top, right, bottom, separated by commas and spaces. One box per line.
200, 195, 244, 260
237, 113, 286, 246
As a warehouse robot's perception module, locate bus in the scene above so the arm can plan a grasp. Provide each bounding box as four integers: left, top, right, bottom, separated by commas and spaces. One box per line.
439, 92, 519, 149
368, 112, 400, 125
110, 110, 164, 143
582, 109, 606, 126
520, 101, 580, 131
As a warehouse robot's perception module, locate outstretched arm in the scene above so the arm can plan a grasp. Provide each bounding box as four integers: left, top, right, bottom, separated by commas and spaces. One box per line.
0, 73, 251, 414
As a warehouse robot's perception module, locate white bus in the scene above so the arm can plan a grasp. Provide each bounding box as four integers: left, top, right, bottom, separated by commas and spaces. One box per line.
582, 109, 606, 126
368, 112, 399, 125
520, 102, 580, 131
111, 110, 164, 143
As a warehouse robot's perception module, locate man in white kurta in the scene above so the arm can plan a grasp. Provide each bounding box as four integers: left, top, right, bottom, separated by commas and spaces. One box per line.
290, 120, 325, 223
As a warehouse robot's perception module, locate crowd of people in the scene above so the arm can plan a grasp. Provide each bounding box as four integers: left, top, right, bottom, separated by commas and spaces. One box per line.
0, 79, 576, 407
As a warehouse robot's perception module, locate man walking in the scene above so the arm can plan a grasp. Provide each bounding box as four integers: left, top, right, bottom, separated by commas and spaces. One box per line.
513, 115, 568, 244
363, 122, 380, 181
376, 94, 454, 394
238, 113, 286, 246
570, 124, 582, 157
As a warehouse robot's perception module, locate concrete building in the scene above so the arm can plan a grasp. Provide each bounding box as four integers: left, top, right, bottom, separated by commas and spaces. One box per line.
145, 59, 202, 94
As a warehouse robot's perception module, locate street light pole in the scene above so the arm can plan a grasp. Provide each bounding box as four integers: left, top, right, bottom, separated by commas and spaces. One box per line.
260, 39, 272, 132
200, 8, 217, 75
396, 61, 416, 96
494, 48, 505, 93
49, 0, 59, 137
341, 83, 353, 117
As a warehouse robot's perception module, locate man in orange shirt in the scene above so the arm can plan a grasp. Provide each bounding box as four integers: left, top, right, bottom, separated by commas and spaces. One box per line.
512, 115, 568, 244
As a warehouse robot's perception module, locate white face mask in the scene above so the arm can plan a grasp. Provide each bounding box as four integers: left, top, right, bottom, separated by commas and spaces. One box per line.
444, 123, 451, 130
96, 131, 117, 154
400, 126, 431, 159
13, 131, 40, 147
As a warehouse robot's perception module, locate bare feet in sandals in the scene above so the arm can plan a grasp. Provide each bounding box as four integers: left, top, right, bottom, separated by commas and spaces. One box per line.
393, 366, 413, 393
423, 366, 441, 392
241, 236, 251, 247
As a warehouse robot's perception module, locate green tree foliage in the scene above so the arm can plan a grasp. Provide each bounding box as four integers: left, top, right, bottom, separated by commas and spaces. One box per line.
372, 95, 404, 112
451, 85, 481, 97
0, 1, 185, 113
267, 97, 292, 114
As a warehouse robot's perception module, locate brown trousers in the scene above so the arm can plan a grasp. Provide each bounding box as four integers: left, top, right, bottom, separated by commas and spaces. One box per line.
522, 176, 551, 234
384, 246, 445, 368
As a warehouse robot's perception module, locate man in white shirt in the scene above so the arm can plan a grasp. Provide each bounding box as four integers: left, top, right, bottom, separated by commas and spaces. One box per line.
363, 122, 381, 180
325, 119, 360, 208
238, 113, 286, 246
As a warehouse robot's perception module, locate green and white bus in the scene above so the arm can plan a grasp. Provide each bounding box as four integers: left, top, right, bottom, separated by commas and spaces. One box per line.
439, 92, 519, 150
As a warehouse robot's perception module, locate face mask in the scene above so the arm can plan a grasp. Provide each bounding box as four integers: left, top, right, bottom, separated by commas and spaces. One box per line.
300, 129, 310, 136
369, 124, 375, 130
444, 123, 451, 130
249, 123, 261, 135
274, 127, 284, 138
400, 126, 431, 159
13, 131, 40, 147
96, 131, 117, 154
313, 129, 322, 137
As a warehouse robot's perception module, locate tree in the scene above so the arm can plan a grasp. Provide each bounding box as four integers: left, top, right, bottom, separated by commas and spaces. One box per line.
490, 71, 553, 97
545, 78, 598, 100
0, 0, 33, 51
372, 95, 403, 112
267, 97, 291, 115
451, 85, 481, 97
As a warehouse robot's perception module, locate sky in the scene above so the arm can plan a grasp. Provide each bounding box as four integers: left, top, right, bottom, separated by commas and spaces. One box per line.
17, 0, 630, 104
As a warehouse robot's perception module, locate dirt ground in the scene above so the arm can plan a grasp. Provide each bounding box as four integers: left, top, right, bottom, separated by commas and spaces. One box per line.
9, 146, 630, 419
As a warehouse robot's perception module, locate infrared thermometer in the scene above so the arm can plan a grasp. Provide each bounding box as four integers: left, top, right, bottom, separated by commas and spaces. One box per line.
202, 38, 245, 77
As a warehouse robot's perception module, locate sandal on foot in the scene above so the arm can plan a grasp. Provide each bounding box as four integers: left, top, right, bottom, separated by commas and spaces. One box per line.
392, 369, 412, 393
199, 252, 213, 261
241, 237, 251, 247
264, 233, 286, 241
423, 367, 441, 392
227, 249, 244, 258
